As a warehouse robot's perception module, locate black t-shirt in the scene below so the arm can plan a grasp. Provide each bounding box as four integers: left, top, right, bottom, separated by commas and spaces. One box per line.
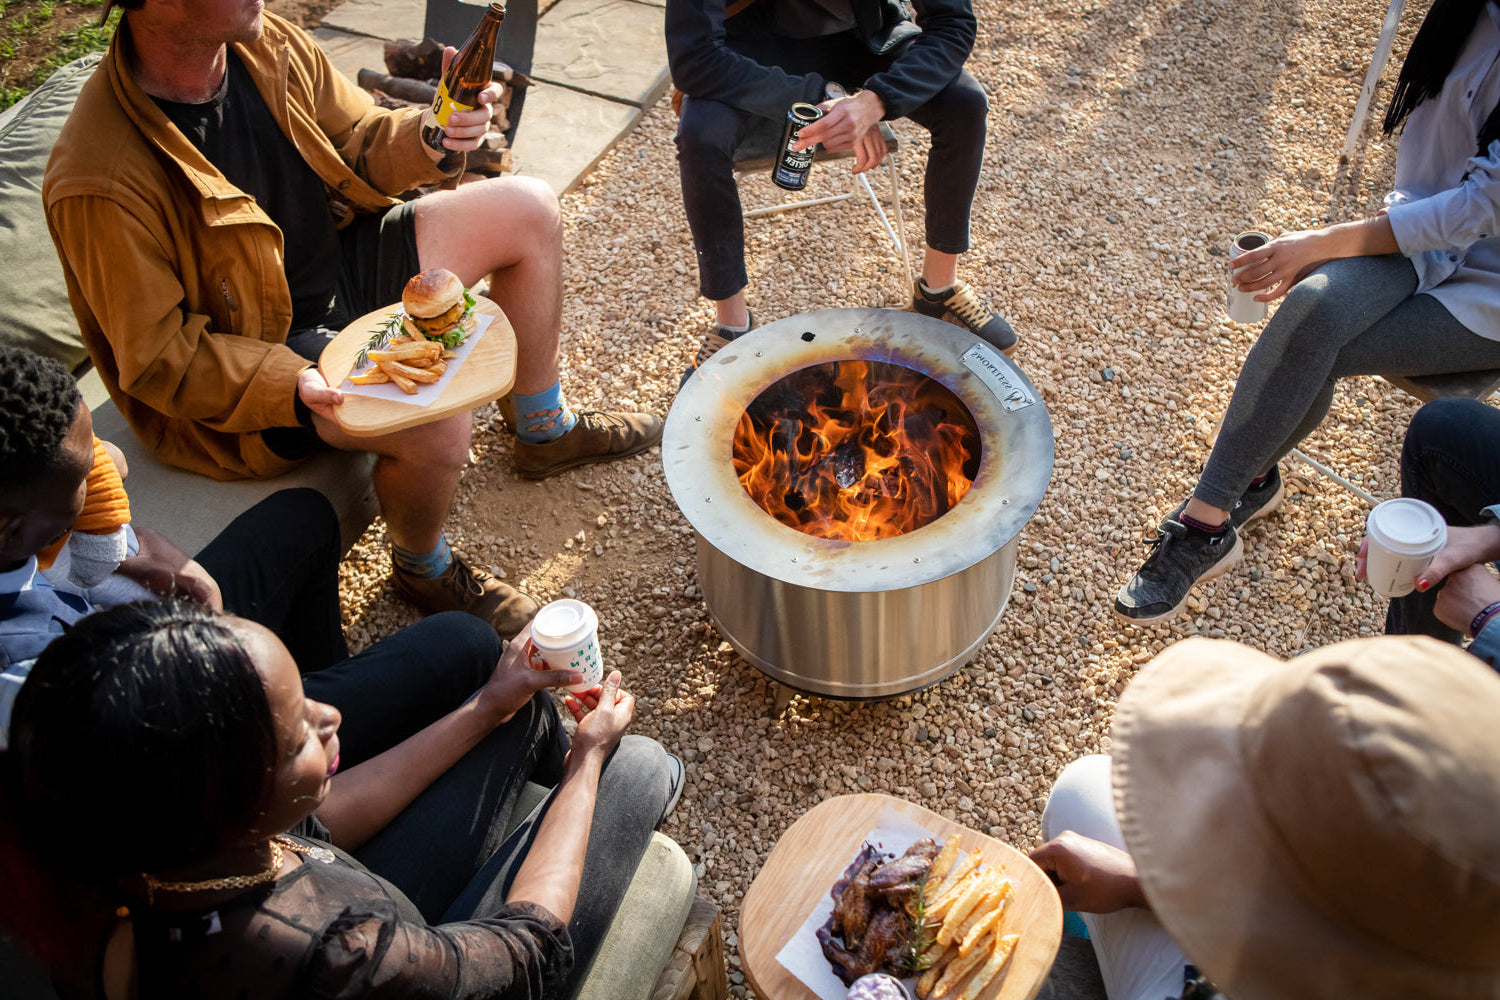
154, 54, 342, 334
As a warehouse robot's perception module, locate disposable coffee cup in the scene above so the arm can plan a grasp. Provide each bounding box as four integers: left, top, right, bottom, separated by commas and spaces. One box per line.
1364, 498, 1448, 599
1227, 230, 1271, 324
530, 599, 604, 693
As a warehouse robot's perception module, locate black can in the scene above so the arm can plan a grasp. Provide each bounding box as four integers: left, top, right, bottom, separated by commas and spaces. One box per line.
772, 103, 825, 191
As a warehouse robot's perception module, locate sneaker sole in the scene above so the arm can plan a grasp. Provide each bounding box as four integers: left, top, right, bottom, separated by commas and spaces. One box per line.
1112, 531, 1245, 626
515, 433, 664, 481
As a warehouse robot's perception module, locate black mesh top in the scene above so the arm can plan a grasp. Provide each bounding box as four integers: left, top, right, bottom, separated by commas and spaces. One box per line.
127, 824, 572, 1000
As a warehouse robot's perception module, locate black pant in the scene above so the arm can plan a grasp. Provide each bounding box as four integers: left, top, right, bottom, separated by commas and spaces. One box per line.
194, 488, 495, 769
1386, 398, 1500, 643
674, 32, 988, 300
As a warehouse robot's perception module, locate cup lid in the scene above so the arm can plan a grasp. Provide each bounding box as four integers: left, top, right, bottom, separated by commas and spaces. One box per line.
531, 599, 597, 648
1367, 498, 1447, 552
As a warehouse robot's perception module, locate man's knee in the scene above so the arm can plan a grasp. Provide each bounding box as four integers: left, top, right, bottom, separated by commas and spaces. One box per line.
375, 411, 472, 466
1402, 397, 1493, 475
674, 99, 741, 169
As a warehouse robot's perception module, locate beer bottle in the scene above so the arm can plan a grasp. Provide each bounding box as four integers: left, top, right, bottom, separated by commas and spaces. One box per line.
421, 2, 506, 153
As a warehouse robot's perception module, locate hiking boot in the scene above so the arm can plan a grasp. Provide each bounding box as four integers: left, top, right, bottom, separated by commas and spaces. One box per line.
1162, 466, 1286, 533
911, 279, 1017, 353
393, 555, 539, 637
512, 410, 664, 480
1114, 518, 1243, 624
679, 311, 753, 388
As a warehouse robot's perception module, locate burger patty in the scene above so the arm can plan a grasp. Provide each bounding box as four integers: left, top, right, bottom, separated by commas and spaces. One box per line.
412, 299, 468, 333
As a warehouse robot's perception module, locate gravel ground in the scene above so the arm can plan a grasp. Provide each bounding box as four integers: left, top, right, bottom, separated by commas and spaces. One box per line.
339, 0, 1420, 992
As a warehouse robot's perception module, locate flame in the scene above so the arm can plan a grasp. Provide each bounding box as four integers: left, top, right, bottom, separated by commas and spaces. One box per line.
732, 360, 979, 542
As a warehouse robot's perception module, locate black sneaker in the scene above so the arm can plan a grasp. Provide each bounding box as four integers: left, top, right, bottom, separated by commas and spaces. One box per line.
661, 752, 685, 825
1162, 466, 1286, 532
679, 311, 754, 387
1114, 518, 1243, 624
911, 279, 1017, 353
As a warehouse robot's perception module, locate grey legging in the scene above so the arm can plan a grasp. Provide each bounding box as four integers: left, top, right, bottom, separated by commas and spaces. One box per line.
1196, 252, 1500, 511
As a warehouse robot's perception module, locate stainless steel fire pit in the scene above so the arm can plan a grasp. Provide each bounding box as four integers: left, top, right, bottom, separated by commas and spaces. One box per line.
663, 308, 1053, 699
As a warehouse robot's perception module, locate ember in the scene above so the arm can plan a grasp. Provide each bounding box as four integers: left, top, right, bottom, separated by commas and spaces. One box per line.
733, 361, 981, 541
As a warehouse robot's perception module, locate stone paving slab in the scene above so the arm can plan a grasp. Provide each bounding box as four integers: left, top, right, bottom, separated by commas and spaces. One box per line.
320, 0, 427, 42
516, 83, 642, 193
531, 0, 669, 107
311, 28, 391, 83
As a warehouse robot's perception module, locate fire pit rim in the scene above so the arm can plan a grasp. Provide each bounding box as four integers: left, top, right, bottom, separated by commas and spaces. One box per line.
663, 308, 1053, 594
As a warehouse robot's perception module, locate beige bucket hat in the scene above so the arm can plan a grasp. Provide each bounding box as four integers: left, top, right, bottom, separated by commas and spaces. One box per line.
1112, 635, 1500, 1000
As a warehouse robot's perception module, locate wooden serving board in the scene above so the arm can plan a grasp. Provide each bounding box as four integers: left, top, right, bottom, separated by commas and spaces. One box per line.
740, 793, 1062, 1000
318, 295, 517, 437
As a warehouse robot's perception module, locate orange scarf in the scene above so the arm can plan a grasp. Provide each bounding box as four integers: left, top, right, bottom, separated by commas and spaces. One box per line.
35, 438, 132, 570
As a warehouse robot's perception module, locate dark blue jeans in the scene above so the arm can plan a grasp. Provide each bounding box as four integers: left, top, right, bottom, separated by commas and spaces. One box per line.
674, 31, 987, 300
1386, 397, 1500, 643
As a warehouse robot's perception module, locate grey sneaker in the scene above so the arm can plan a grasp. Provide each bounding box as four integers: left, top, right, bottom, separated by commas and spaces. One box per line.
661, 752, 685, 825
911, 279, 1017, 352
680, 311, 753, 387
1114, 518, 1243, 624
1163, 466, 1286, 532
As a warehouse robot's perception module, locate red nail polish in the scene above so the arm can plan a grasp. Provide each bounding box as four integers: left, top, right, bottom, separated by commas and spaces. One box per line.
1417, 580, 1429, 591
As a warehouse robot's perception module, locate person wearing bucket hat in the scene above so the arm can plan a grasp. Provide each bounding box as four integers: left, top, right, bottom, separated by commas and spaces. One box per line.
1115, 0, 1500, 625
1031, 635, 1500, 1000
1356, 396, 1500, 672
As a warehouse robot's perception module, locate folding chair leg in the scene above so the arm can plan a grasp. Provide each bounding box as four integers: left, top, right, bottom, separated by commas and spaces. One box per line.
1288, 447, 1380, 506
887, 149, 913, 293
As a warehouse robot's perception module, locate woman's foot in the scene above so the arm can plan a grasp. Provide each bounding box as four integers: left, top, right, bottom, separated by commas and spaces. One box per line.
1114, 518, 1243, 623
1164, 466, 1286, 532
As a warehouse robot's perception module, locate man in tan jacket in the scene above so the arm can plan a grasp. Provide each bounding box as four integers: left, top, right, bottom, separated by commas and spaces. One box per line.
44, 0, 663, 637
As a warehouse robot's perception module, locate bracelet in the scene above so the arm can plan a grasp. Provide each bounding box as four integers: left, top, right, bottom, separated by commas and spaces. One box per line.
1469, 600, 1500, 638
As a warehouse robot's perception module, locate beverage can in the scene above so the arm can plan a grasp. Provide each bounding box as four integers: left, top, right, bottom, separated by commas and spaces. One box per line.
773, 103, 825, 191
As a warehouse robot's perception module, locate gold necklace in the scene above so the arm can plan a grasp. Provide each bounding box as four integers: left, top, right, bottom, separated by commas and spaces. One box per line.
141, 835, 333, 904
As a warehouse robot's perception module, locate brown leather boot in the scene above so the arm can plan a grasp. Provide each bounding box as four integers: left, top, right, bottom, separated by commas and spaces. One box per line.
512, 410, 664, 480
392, 554, 538, 637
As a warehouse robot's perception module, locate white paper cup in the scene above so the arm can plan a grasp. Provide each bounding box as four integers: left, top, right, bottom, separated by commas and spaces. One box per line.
530, 599, 604, 693
1227, 230, 1270, 324
1364, 498, 1448, 598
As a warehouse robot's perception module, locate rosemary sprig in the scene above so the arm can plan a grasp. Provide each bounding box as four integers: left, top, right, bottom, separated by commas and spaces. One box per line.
902, 878, 937, 975
354, 312, 405, 368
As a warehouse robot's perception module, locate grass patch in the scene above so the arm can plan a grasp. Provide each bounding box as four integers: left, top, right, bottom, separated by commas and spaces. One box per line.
0, 1, 114, 113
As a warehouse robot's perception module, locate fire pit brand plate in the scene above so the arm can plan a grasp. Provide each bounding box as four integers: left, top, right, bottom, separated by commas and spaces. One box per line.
664, 309, 1053, 699
962, 343, 1036, 412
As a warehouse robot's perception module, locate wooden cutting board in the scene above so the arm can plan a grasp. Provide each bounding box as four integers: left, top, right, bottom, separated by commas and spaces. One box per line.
740, 793, 1062, 1000
318, 295, 517, 437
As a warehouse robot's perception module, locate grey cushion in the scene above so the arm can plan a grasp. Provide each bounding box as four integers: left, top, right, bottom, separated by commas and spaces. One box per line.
508, 782, 698, 1000
0, 52, 100, 372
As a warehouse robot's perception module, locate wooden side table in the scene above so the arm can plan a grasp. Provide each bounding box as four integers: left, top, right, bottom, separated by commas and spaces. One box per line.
740, 794, 1062, 1000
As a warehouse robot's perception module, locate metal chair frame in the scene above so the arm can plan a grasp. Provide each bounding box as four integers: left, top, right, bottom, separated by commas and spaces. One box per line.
733, 121, 913, 294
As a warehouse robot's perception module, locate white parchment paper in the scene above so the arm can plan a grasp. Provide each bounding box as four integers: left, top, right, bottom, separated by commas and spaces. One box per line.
773, 807, 939, 1000
338, 312, 494, 407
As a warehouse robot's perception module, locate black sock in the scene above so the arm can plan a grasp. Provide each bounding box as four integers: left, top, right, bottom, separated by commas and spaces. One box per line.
1181, 512, 1228, 535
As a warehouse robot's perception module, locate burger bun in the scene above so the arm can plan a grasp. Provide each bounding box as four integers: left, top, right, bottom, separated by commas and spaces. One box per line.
402, 268, 465, 320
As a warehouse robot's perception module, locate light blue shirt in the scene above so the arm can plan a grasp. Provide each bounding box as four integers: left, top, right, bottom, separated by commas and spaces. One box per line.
1386, 3, 1500, 339
1467, 503, 1500, 671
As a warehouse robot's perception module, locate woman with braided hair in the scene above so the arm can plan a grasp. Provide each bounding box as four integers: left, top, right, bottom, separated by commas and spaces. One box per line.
1116, 0, 1500, 623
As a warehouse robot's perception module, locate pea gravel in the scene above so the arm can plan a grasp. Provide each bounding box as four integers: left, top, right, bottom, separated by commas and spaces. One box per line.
338, 0, 1423, 992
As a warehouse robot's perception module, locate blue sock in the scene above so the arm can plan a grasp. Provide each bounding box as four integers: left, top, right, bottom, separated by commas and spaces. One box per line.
392, 536, 454, 578
514, 382, 578, 444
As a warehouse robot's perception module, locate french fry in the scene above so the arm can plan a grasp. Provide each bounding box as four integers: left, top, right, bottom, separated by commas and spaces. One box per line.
369, 340, 442, 363
932, 850, 981, 902
349, 367, 391, 384
378, 358, 443, 383
426, 359, 448, 377
387, 369, 419, 394
958, 903, 1004, 955
950, 879, 1004, 951
938, 874, 992, 946
926, 838, 961, 891
932, 934, 991, 998
929, 864, 981, 922
956, 933, 1020, 1000
917, 944, 955, 999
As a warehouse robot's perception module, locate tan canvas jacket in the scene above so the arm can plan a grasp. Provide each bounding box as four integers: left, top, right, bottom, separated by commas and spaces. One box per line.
44, 13, 453, 479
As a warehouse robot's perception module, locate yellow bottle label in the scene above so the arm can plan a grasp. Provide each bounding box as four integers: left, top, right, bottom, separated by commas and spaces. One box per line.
430, 81, 475, 127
